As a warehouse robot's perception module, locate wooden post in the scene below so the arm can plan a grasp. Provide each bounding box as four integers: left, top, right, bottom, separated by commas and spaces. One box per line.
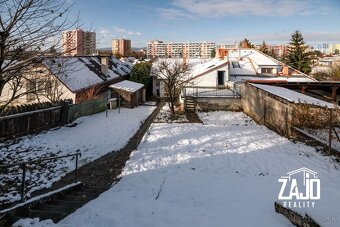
27, 116, 30, 135
21, 164, 26, 203
285, 107, 289, 138
331, 86, 338, 104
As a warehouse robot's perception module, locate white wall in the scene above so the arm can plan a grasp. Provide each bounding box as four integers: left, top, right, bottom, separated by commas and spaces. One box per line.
0, 68, 76, 106
191, 64, 229, 87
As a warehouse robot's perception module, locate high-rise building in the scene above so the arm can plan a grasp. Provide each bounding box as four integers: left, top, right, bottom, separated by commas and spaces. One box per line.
312, 43, 331, 55
62, 29, 96, 56
112, 38, 131, 56
147, 40, 215, 59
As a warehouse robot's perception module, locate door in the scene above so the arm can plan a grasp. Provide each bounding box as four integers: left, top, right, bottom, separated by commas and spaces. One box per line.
217, 71, 225, 86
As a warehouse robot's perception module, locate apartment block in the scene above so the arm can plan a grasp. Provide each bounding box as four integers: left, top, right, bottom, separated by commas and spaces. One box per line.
62, 29, 96, 56
112, 38, 131, 56
147, 40, 215, 59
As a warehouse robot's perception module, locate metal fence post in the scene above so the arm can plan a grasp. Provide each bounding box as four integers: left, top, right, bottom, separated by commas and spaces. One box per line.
21, 164, 26, 203
75, 154, 79, 182
329, 109, 332, 154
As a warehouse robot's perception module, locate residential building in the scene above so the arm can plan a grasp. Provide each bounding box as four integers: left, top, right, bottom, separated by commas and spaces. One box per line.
0, 56, 132, 105
62, 29, 96, 56
112, 38, 131, 56
151, 48, 315, 98
330, 44, 340, 54
312, 43, 331, 55
147, 40, 215, 59
267, 44, 289, 57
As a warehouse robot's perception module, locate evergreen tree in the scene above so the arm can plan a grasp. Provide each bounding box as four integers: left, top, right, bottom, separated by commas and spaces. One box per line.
210, 49, 216, 58
130, 62, 151, 88
286, 31, 311, 74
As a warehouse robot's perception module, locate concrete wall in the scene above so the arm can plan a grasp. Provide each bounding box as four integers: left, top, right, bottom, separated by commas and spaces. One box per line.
196, 97, 241, 111
241, 83, 293, 136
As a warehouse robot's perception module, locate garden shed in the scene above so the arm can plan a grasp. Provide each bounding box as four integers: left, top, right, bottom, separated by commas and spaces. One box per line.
110, 80, 145, 108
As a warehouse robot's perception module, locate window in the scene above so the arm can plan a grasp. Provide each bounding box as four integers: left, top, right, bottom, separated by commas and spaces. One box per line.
261, 68, 274, 74
26, 79, 36, 101
232, 61, 240, 68
217, 71, 225, 86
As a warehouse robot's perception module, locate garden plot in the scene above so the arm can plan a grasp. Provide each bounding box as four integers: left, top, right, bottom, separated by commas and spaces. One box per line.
14, 111, 340, 227
0, 106, 155, 205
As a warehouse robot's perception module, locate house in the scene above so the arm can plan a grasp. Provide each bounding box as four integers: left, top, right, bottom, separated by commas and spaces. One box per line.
152, 48, 316, 98
152, 58, 229, 97
0, 56, 132, 106
227, 49, 315, 83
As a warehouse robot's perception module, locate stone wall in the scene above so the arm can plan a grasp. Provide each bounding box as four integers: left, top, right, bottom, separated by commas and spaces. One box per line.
274, 202, 320, 227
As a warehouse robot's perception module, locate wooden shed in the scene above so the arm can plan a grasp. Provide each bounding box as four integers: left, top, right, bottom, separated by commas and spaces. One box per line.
110, 80, 145, 108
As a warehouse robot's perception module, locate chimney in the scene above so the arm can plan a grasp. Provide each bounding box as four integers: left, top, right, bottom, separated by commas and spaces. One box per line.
218, 48, 228, 60
100, 56, 109, 77
282, 65, 289, 76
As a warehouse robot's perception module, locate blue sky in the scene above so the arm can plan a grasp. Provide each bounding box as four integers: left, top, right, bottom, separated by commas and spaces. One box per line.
68, 0, 340, 48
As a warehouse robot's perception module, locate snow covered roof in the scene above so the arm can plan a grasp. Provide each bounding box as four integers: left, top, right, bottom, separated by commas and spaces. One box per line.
228, 49, 279, 66
251, 83, 336, 108
110, 80, 144, 93
230, 75, 315, 83
190, 58, 228, 78
43, 56, 131, 92
152, 58, 228, 80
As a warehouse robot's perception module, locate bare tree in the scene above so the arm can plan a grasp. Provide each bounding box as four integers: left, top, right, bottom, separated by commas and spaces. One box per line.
152, 59, 192, 116
0, 0, 76, 112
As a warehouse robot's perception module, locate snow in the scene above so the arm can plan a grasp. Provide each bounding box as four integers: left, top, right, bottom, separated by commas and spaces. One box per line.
110, 80, 144, 93
229, 75, 315, 83
0, 106, 155, 204
229, 59, 257, 76
20, 111, 340, 227
154, 103, 188, 123
43, 57, 131, 92
152, 58, 228, 80
252, 83, 336, 108
228, 49, 279, 66
1, 182, 81, 215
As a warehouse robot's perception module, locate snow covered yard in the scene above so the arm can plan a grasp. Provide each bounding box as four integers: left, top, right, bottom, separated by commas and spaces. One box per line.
0, 106, 155, 204
15, 111, 340, 227
154, 103, 188, 123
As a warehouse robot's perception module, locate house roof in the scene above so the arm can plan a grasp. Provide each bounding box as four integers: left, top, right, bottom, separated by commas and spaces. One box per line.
152, 58, 228, 81
230, 75, 315, 83
43, 56, 131, 92
110, 80, 144, 93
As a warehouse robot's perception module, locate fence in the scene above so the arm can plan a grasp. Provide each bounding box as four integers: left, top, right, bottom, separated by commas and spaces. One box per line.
0, 105, 65, 139
0, 153, 81, 203
183, 86, 240, 98
67, 96, 107, 123
0, 97, 108, 140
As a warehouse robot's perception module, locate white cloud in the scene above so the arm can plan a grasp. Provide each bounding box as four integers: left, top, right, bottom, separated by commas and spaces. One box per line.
114, 26, 142, 36
158, 0, 331, 19
96, 27, 142, 48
